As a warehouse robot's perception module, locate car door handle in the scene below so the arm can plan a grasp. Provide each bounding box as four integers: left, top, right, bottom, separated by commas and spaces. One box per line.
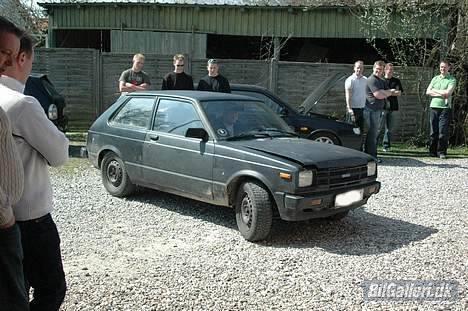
148, 134, 159, 141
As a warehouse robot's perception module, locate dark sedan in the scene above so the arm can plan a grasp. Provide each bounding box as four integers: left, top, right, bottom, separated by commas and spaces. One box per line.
87, 91, 380, 241
231, 73, 361, 150
24, 74, 68, 132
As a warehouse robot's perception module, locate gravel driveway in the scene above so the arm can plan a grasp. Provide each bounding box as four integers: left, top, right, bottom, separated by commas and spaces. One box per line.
50, 156, 467, 310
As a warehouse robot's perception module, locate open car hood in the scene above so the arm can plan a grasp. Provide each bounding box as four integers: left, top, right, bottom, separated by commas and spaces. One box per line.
298, 72, 347, 115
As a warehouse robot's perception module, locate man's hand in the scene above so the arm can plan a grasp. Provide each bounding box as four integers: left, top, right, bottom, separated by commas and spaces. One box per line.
347, 108, 355, 122
0, 216, 15, 230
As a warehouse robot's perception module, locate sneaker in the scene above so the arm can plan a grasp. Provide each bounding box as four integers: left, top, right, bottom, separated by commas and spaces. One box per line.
382, 147, 390, 152
377, 158, 382, 163
439, 154, 447, 159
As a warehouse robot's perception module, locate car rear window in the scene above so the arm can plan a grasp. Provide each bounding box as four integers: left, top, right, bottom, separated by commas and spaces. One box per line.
110, 97, 155, 130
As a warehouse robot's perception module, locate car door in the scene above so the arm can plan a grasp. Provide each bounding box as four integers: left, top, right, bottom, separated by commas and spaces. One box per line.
142, 97, 214, 201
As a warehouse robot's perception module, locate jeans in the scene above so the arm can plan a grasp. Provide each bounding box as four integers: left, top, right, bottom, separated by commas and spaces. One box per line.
429, 108, 451, 156
381, 110, 396, 149
0, 224, 29, 311
17, 214, 66, 311
363, 107, 383, 158
346, 108, 365, 151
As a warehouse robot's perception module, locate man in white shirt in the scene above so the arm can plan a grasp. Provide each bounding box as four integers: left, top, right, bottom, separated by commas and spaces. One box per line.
0, 32, 69, 311
0, 16, 29, 311
345, 60, 367, 145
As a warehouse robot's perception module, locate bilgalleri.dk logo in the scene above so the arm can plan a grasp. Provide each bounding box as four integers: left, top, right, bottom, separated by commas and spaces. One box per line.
361, 280, 459, 301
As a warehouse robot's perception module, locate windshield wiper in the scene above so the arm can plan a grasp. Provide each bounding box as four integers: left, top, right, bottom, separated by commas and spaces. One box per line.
226, 131, 273, 141
258, 128, 299, 137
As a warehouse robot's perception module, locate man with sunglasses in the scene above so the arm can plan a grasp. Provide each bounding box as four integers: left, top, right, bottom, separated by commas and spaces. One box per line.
161, 54, 194, 90
197, 58, 231, 93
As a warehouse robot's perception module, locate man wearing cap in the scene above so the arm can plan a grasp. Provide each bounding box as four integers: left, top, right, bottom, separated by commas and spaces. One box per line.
197, 59, 231, 93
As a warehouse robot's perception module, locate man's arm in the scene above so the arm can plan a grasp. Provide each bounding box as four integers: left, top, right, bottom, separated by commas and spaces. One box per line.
221, 77, 231, 93
16, 97, 69, 167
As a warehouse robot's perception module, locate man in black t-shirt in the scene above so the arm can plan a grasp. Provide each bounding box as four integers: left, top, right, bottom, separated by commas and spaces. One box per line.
161, 54, 194, 90
381, 63, 403, 152
197, 59, 231, 93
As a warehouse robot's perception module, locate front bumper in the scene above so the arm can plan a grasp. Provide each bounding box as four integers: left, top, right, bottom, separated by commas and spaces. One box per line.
274, 181, 381, 221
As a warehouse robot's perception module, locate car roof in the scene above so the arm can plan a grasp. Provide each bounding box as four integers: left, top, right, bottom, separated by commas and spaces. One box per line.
125, 90, 257, 102
230, 84, 270, 92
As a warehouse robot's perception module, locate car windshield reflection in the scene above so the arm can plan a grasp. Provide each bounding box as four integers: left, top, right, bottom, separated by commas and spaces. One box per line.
200, 100, 296, 140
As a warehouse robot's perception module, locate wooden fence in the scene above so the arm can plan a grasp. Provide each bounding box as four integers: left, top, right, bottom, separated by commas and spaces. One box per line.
33, 48, 434, 140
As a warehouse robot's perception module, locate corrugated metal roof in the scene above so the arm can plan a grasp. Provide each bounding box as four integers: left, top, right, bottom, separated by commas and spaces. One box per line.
36, 0, 373, 7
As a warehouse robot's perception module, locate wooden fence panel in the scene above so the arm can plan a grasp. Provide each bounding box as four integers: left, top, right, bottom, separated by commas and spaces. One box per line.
33, 48, 98, 130
32, 48, 435, 139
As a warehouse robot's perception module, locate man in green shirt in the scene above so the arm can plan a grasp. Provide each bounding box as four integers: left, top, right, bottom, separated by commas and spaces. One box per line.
426, 60, 456, 159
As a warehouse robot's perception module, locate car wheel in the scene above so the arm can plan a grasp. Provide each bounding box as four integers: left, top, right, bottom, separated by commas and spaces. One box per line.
327, 210, 350, 220
235, 181, 273, 242
101, 152, 135, 197
309, 132, 339, 145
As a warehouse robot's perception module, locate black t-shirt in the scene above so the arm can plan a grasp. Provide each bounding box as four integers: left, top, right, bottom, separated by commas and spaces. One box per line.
385, 77, 404, 111
366, 74, 387, 111
197, 74, 231, 93
161, 72, 194, 90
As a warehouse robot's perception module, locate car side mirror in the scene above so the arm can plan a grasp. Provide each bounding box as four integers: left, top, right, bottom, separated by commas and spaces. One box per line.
186, 128, 209, 142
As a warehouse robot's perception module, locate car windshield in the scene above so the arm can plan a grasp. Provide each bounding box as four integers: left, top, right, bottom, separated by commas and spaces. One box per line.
200, 99, 296, 140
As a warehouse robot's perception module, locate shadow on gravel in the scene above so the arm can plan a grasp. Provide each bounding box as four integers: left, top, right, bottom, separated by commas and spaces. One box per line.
127, 188, 238, 230
265, 209, 438, 255
378, 156, 466, 169
126, 189, 437, 255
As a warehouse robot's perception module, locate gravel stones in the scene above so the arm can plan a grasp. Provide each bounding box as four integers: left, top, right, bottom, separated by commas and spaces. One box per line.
50, 157, 467, 310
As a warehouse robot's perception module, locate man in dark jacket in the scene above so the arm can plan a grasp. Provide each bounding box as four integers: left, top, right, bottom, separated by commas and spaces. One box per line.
197, 59, 231, 93
161, 54, 194, 90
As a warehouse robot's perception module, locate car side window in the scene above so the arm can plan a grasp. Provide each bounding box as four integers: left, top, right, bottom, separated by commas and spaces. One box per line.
233, 90, 282, 114
153, 99, 203, 136
110, 97, 155, 130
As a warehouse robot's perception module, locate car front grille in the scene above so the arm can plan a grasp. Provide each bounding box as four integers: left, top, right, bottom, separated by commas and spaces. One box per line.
316, 165, 368, 189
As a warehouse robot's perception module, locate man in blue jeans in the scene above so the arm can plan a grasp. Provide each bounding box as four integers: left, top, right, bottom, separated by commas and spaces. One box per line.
426, 60, 456, 159
381, 63, 403, 152
0, 16, 29, 311
365, 60, 401, 161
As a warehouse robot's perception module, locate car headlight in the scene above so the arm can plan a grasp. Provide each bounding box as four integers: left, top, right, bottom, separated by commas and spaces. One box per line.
48, 104, 58, 120
298, 170, 314, 187
367, 161, 377, 176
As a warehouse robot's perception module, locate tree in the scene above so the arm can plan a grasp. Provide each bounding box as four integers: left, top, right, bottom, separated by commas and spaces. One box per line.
0, 0, 47, 46
350, 0, 467, 146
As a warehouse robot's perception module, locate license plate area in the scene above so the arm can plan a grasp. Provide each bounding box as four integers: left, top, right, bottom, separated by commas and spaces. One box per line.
334, 189, 364, 208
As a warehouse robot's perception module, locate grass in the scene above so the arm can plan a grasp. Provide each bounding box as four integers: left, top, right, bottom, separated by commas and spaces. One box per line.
378, 142, 468, 158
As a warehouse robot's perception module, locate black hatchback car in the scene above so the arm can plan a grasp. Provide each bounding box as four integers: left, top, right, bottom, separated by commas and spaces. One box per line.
231, 73, 361, 150
24, 74, 68, 132
87, 91, 380, 241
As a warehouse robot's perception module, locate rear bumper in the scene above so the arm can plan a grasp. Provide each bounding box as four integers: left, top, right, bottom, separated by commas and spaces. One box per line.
274, 181, 380, 221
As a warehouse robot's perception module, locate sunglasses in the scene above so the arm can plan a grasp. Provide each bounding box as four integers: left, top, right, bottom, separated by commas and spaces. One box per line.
207, 58, 218, 64
176, 64, 184, 67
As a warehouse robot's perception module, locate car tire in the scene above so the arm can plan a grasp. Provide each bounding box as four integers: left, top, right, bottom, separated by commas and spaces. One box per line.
309, 132, 339, 145
326, 210, 350, 220
101, 152, 135, 197
235, 181, 273, 242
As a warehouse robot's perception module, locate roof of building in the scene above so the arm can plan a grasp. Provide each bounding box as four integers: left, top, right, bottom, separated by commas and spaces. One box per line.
33, 0, 400, 7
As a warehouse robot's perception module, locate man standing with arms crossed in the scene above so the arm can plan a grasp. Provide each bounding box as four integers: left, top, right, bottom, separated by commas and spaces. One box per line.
0, 16, 28, 311
119, 53, 151, 93
345, 60, 367, 150
426, 60, 456, 159
365, 60, 400, 161
0, 32, 69, 310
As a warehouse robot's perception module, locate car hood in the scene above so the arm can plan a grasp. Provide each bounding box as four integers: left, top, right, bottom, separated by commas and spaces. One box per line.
229, 138, 371, 169
298, 72, 347, 115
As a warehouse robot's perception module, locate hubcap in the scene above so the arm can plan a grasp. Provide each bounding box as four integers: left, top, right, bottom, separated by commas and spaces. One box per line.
240, 194, 253, 228
107, 159, 122, 186
315, 136, 334, 144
